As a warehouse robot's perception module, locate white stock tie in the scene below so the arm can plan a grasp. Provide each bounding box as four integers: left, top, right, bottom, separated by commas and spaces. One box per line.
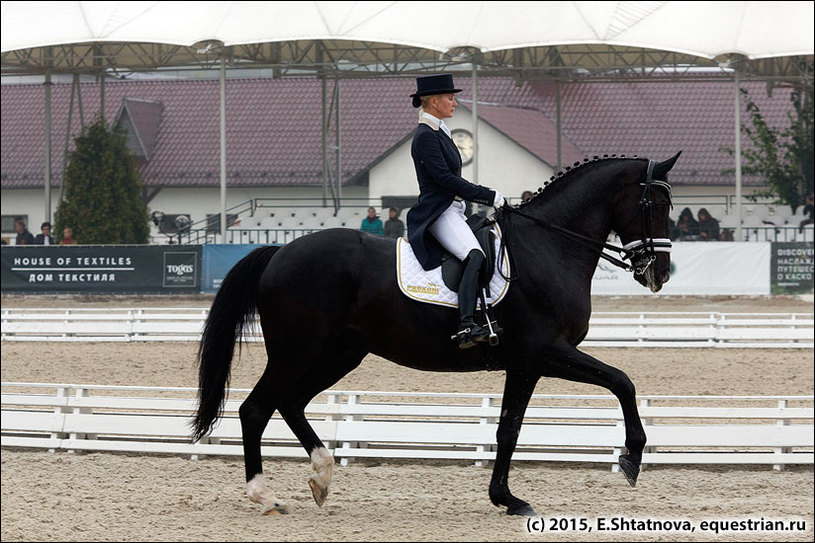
439, 120, 452, 139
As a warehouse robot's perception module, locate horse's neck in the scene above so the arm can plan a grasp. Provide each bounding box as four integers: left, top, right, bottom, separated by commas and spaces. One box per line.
525, 174, 615, 243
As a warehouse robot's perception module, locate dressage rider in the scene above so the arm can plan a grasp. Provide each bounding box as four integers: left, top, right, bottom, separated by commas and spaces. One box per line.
406, 73, 505, 349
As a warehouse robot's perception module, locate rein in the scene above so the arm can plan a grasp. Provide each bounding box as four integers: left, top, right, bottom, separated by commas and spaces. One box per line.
496, 160, 672, 278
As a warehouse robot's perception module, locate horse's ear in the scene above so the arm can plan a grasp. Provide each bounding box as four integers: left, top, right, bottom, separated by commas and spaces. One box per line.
652, 151, 682, 179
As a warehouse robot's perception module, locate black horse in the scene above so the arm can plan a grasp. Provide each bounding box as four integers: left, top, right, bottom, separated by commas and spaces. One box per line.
192, 153, 680, 516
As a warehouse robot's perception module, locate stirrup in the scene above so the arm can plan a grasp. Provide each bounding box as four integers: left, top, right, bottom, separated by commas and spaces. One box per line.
451, 323, 491, 349
483, 318, 504, 347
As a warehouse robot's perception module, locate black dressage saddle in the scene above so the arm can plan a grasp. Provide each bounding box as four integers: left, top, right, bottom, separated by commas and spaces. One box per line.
439, 214, 497, 294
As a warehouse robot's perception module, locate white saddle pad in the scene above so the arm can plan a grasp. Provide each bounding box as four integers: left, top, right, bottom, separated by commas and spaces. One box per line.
396, 224, 511, 308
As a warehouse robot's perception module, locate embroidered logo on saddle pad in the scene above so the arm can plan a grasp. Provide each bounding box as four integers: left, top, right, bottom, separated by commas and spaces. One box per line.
396, 225, 511, 308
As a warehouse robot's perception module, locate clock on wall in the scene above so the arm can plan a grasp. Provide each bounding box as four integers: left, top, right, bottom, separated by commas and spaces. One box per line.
451, 129, 474, 166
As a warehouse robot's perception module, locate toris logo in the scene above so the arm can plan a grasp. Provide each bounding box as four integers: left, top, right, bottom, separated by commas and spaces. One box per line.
163, 252, 197, 287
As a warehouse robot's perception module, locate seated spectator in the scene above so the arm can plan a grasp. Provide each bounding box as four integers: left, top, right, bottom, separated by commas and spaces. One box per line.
676, 207, 700, 241
14, 219, 35, 245
59, 227, 78, 245
696, 208, 720, 241
668, 217, 679, 241
383, 207, 405, 239
521, 190, 534, 203
34, 222, 55, 245
799, 192, 814, 233
360, 207, 384, 236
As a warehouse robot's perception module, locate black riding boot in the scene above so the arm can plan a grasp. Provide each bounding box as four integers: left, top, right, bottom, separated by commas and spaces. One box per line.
454, 249, 490, 349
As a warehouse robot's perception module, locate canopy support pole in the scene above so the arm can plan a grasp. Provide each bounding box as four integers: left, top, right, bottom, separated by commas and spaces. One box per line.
219, 54, 228, 239
556, 80, 562, 172
734, 68, 743, 241
472, 61, 479, 185
44, 71, 52, 224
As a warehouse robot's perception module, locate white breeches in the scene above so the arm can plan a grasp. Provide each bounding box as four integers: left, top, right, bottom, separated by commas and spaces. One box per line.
428, 200, 484, 262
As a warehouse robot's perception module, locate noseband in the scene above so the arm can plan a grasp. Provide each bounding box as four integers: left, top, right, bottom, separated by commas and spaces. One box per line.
497, 159, 672, 277
623, 160, 673, 275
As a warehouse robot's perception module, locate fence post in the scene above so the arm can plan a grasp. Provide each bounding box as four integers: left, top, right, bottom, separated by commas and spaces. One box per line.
50, 385, 71, 453
340, 393, 358, 467
639, 398, 652, 470
475, 396, 494, 467
774, 399, 789, 472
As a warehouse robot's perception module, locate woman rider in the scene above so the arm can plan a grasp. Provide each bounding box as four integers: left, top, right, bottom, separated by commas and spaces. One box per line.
406, 73, 505, 349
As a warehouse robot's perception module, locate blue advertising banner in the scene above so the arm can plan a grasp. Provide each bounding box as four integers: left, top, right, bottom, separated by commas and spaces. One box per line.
201, 244, 281, 293
1, 245, 201, 293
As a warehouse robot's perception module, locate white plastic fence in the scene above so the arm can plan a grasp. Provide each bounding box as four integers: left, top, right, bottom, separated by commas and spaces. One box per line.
2, 308, 813, 348
2, 383, 811, 471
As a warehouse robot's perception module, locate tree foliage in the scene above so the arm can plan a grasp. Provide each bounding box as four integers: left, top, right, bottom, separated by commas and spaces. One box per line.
728, 85, 814, 212
55, 116, 150, 244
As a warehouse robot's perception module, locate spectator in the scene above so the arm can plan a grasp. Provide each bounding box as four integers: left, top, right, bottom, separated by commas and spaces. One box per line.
34, 221, 55, 245
383, 207, 405, 239
676, 207, 700, 240
521, 190, 534, 203
14, 219, 35, 245
696, 208, 720, 241
59, 227, 78, 245
799, 192, 814, 233
360, 207, 384, 236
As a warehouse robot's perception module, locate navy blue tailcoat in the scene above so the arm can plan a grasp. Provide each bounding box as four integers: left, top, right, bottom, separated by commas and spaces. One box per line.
406, 118, 496, 270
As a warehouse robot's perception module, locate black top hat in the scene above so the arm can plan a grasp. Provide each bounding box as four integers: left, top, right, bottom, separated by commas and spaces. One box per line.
410, 73, 462, 108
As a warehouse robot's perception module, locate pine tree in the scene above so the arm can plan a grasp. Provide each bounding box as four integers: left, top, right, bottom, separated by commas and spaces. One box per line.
55, 116, 150, 244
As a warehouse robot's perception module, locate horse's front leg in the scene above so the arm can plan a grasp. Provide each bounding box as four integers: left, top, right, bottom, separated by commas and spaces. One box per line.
544, 341, 647, 486
488, 369, 539, 516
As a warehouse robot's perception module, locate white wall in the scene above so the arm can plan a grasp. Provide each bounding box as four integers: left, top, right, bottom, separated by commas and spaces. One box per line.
368, 108, 556, 206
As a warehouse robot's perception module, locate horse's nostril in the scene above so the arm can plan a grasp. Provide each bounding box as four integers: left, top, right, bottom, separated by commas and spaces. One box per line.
662, 271, 671, 283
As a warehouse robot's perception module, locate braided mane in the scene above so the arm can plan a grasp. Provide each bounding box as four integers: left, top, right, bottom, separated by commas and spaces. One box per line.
518, 154, 640, 209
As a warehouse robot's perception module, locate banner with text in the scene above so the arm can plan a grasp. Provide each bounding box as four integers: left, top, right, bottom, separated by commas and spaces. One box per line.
770, 242, 814, 294
591, 242, 773, 296
0, 245, 202, 293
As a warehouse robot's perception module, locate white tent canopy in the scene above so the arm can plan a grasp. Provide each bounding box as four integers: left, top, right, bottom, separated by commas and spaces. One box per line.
2, 1, 813, 61
3, 1, 813, 77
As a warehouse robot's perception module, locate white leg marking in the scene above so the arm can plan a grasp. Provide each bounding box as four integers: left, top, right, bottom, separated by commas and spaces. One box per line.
246, 474, 287, 515
308, 447, 334, 506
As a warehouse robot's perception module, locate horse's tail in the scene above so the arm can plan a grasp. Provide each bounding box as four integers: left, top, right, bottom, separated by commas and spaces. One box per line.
191, 245, 282, 442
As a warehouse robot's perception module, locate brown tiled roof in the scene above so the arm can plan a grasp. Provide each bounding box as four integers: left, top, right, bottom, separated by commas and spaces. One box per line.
0, 76, 795, 190
521, 78, 793, 186
471, 102, 584, 168
117, 98, 163, 161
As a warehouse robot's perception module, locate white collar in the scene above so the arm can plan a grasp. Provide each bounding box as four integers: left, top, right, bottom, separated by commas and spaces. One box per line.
418, 111, 441, 130
419, 112, 451, 137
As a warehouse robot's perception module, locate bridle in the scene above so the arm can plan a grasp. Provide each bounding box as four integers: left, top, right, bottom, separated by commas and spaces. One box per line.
498, 159, 672, 277
624, 159, 673, 275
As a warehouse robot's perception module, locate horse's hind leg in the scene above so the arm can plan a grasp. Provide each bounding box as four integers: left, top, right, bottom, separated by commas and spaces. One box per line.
543, 342, 647, 486
239, 367, 288, 515
278, 339, 367, 507
240, 338, 364, 514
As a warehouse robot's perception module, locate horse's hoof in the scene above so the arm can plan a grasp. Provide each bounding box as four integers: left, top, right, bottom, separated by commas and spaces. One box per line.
506, 503, 538, 517
618, 454, 640, 487
262, 502, 289, 515
308, 477, 329, 507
